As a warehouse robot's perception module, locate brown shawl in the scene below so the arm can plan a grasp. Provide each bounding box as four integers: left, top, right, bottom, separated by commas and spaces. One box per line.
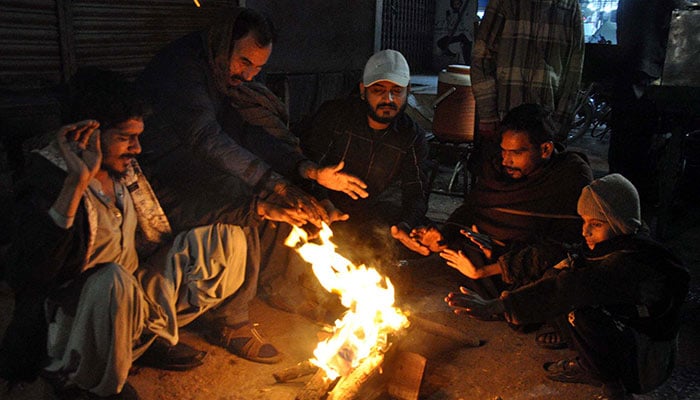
204, 8, 296, 145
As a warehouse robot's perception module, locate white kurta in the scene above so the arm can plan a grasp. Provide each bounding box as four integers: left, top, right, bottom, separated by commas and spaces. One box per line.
44, 182, 247, 396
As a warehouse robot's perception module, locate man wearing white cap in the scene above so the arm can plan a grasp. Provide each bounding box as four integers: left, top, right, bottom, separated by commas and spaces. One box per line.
297, 49, 430, 265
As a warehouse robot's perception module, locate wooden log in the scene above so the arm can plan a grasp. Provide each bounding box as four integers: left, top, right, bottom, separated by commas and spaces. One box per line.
274, 360, 319, 383
326, 355, 384, 400
296, 369, 335, 400
408, 315, 480, 347
386, 351, 426, 400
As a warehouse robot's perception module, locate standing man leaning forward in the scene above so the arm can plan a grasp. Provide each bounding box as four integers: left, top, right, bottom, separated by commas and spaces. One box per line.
0, 70, 306, 399
138, 7, 367, 234
399, 104, 592, 345
298, 49, 430, 266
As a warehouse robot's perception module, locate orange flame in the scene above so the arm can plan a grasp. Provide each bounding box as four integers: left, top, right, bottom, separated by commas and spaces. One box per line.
285, 223, 409, 380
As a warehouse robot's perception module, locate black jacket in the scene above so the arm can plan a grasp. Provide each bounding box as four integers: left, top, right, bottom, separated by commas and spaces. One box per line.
501, 233, 690, 341
299, 96, 430, 228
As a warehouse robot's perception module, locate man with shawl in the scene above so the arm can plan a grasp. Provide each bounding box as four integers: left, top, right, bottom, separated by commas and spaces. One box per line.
136, 8, 368, 363
405, 104, 592, 347
137, 7, 367, 233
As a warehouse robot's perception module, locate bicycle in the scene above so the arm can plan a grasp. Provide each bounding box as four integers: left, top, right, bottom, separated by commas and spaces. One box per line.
566, 82, 612, 144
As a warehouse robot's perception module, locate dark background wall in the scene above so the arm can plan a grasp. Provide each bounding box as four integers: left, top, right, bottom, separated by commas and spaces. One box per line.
0, 0, 439, 175
248, 0, 377, 74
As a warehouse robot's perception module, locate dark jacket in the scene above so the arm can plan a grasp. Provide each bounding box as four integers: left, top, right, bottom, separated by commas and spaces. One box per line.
444, 149, 593, 287
501, 233, 689, 341
299, 96, 430, 228
137, 31, 308, 227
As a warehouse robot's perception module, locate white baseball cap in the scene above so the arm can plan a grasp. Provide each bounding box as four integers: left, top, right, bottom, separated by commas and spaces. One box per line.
362, 49, 410, 87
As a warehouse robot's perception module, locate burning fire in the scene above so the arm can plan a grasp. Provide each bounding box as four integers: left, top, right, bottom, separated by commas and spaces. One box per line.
285, 223, 409, 380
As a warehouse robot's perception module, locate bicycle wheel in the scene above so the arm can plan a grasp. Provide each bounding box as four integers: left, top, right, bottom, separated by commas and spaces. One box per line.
566, 97, 593, 144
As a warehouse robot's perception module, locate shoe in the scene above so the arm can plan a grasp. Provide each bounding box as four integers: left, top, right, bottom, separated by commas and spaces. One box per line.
543, 357, 602, 386
42, 369, 140, 399
135, 338, 206, 371
206, 322, 283, 364
535, 324, 568, 350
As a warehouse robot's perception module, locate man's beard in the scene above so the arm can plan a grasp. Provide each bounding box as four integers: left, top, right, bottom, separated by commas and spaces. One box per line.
366, 101, 406, 125
104, 155, 136, 180
500, 166, 525, 182
106, 168, 128, 180
229, 74, 247, 87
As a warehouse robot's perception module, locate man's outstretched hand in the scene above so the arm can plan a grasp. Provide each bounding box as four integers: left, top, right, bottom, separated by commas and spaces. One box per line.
408, 225, 447, 253
391, 224, 430, 256
272, 181, 329, 227
313, 161, 369, 200
444, 286, 505, 319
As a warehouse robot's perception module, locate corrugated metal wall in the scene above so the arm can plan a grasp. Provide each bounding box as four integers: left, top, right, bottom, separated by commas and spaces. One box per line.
380, 0, 435, 73
0, 1, 63, 89
0, 0, 238, 91
71, 1, 235, 78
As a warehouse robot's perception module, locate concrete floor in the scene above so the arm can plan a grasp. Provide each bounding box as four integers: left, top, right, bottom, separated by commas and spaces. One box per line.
1, 130, 699, 400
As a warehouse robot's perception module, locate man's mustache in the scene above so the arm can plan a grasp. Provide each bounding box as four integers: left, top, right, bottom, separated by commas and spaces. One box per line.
376, 103, 398, 110
230, 74, 248, 83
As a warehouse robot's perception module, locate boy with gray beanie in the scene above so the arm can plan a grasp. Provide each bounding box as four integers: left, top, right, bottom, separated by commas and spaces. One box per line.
577, 173, 642, 238
445, 174, 689, 399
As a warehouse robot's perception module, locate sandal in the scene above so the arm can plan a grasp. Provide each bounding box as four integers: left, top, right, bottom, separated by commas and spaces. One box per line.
207, 323, 282, 364
535, 324, 568, 349
544, 357, 602, 386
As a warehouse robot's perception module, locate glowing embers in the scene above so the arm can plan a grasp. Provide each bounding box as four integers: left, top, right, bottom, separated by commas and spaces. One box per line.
285, 223, 409, 381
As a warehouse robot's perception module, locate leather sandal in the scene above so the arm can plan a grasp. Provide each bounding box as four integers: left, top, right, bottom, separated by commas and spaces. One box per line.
544, 357, 602, 386
135, 339, 206, 371
207, 323, 282, 364
535, 324, 568, 349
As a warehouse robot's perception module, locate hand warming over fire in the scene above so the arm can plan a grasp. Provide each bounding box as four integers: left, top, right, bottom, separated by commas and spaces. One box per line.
257, 194, 311, 227
445, 286, 505, 319
391, 224, 430, 256
304, 161, 369, 200
439, 248, 480, 278
459, 225, 493, 259
271, 181, 329, 226
409, 225, 447, 253
320, 199, 349, 223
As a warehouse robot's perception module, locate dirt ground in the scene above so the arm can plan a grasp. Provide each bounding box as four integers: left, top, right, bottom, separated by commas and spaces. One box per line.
1, 129, 699, 400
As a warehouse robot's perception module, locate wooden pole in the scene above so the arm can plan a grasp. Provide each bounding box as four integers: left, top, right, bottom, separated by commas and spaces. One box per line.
274, 360, 319, 383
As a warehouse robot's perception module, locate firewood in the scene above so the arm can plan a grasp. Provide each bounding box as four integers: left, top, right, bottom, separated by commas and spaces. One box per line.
326, 355, 384, 400
408, 315, 480, 347
274, 360, 319, 383
296, 369, 335, 400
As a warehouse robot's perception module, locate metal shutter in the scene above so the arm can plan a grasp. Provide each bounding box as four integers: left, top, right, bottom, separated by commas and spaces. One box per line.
380, 0, 435, 73
0, 0, 62, 90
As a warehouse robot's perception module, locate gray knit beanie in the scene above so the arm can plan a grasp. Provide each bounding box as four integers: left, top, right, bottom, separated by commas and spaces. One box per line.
577, 173, 642, 235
